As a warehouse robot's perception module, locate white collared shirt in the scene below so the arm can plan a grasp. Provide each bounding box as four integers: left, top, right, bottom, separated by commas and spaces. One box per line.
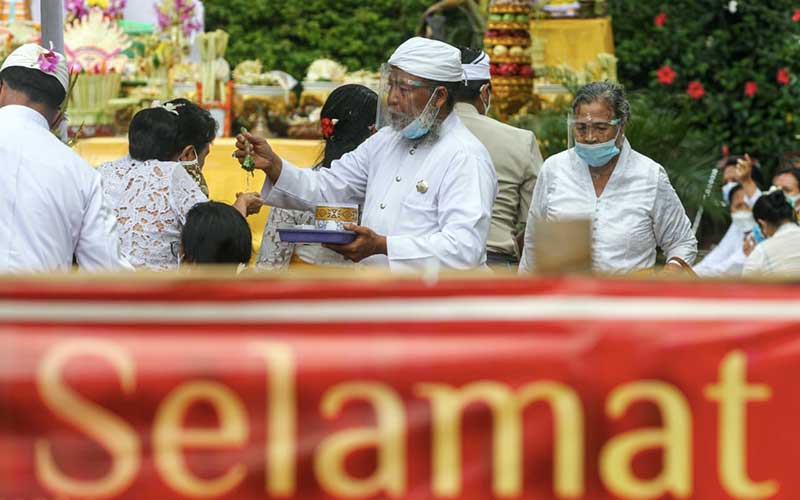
0, 105, 129, 273
261, 112, 497, 271
519, 139, 697, 274
743, 223, 800, 277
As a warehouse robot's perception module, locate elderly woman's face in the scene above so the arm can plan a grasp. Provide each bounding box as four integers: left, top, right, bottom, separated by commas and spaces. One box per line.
572, 101, 622, 145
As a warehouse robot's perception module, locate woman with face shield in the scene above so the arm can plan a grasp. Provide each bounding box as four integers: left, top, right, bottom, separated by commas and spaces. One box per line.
519, 81, 697, 275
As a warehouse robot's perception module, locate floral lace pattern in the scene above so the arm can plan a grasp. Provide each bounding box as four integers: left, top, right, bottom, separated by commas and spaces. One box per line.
99, 156, 208, 271
256, 207, 351, 271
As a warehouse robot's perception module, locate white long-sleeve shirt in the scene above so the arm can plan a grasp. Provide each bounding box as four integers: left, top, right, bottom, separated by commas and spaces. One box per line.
0, 105, 129, 273
743, 223, 800, 277
519, 139, 697, 274
262, 112, 497, 271
694, 224, 747, 277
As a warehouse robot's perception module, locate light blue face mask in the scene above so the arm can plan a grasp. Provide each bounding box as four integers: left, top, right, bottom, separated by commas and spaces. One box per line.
787, 193, 800, 208
575, 127, 622, 168
401, 90, 441, 140
752, 223, 766, 244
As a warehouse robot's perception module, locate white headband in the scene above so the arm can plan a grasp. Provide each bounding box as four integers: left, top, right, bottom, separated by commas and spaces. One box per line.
463, 51, 491, 81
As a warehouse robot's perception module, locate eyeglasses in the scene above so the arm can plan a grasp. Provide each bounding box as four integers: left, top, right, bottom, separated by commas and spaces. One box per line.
388, 78, 437, 97
570, 118, 621, 136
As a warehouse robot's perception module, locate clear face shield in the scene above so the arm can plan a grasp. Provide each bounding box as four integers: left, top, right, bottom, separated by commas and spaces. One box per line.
376, 63, 445, 139
567, 112, 624, 168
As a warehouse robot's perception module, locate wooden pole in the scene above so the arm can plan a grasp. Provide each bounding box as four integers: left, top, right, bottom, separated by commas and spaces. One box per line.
40, 0, 64, 53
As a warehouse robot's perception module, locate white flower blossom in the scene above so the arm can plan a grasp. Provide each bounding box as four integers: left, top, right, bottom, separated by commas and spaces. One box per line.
728, 1, 738, 13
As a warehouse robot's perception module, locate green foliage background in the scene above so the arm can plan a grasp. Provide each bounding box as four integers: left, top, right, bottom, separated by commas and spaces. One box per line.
611, 0, 800, 175
205, 0, 431, 78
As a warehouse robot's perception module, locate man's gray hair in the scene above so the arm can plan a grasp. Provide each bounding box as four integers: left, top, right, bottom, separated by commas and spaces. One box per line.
572, 81, 630, 124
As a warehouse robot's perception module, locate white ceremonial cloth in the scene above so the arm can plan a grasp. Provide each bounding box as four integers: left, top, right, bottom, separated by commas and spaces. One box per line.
261, 113, 497, 271
388, 37, 464, 82
0, 105, 129, 273
743, 223, 800, 277
519, 138, 697, 274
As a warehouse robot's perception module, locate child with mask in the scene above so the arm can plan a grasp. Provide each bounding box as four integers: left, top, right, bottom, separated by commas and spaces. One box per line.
695, 183, 754, 277
98, 99, 262, 271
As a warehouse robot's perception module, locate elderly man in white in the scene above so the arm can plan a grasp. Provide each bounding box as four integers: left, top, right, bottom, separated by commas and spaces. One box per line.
235, 37, 497, 271
0, 43, 128, 272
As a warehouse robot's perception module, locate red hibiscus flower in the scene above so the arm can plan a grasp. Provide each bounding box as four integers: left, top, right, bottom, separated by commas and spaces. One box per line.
320, 117, 337, 139
657, 65, 676, 85
744, 81, 758, 98
687, 81, 705, 100
722, 145, 730, 157
654, 12, 667, 27
793, 9, 800, 22
777, 67, 791, 86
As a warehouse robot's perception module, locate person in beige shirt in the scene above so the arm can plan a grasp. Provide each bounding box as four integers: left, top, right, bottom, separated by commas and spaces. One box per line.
455, 47, 543, 268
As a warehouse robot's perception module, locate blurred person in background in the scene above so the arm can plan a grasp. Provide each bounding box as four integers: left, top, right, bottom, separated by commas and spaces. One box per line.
770, 164, 800, 214
695, 183, 752, 277
743, 190, 800, 277
256, 84, 377, 271
455, 47, 542, 270
719, 154, 763, 208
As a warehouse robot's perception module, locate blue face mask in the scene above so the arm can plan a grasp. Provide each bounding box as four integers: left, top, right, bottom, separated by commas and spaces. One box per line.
401, 90, 441, 140
752, 223, 766, 244
787, 194, 800, 208
574, 130, 622, 167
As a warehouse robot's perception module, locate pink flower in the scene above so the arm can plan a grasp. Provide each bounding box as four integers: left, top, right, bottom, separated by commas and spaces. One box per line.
793, 9, 800, 22
657, 65, 676, 85
654, 12, 667, 27
37, 50, 59, 74
744, 81, 758, 98
777, 67, 791, 86
687, 81, 705, 100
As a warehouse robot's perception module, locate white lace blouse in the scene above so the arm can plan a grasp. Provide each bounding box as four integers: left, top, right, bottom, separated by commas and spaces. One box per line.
98, 156, 208, 271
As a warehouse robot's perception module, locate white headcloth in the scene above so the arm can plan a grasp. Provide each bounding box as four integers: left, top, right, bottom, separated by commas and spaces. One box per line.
388, 37, 464, 83
463, 50, 491, 81
1, 43, 69, 92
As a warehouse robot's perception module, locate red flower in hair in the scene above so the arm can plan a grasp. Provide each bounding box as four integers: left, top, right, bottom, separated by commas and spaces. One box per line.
777, 67, 791, 86
793, 9, 800, 22
654, 12, 667, 27
656, 65, 676, 85
687, 81, 705, 100
320, 117, 338, 139
744, 80, 758, 98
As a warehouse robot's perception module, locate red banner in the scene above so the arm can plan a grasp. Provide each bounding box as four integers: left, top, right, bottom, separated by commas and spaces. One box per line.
1, 275, 798, 500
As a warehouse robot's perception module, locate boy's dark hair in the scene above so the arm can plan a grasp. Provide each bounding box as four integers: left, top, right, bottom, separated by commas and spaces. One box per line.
0, 66, 66, 110
181, 201, 252, 265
